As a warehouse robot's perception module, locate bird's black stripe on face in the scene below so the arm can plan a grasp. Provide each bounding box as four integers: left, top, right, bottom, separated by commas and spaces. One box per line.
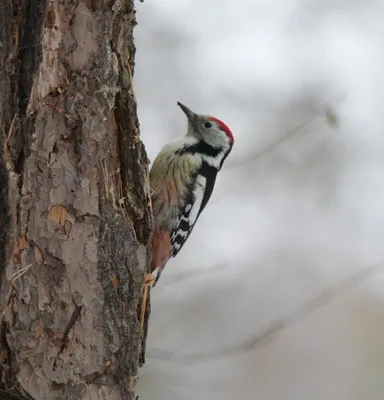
176, 141, 222, 158
170, 161, 218, 258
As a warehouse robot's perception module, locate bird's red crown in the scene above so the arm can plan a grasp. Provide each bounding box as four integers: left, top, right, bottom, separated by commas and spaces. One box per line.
209, 116, 234, 144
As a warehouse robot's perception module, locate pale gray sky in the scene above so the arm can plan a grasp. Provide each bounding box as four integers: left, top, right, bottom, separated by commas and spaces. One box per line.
135, 1, 384, 399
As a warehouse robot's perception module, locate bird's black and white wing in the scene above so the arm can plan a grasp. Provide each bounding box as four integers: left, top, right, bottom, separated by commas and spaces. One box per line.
170, 162, 218, 257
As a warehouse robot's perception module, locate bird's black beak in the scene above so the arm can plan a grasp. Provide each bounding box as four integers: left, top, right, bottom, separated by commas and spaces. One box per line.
177, 102, 197, 123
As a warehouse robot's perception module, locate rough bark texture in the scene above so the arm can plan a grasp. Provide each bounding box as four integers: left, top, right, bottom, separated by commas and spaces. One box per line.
0, 1, 152, 399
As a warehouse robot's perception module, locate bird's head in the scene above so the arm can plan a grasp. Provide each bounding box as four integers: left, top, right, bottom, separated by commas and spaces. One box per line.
177, 101, 234, 150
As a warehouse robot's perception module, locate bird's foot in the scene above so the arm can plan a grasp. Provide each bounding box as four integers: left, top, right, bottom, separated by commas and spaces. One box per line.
144, 273, 156, 286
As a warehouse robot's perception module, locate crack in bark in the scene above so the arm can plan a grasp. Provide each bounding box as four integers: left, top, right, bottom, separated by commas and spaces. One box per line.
58, 304, 82, 356
0, 321, 13, 386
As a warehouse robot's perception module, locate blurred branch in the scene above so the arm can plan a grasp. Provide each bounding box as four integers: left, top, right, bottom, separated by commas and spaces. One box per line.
148, 260, 384, 364
228, 113, 329, 172
244, 119, 314, 164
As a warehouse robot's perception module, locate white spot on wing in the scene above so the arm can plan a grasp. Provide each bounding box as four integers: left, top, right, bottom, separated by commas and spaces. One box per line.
177, 229, 188, 238
185, 204, 192, 212
189, 175, 207, 228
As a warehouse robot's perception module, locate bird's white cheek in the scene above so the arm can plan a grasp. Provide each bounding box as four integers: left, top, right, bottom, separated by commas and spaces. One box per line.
201, 154, 223, 169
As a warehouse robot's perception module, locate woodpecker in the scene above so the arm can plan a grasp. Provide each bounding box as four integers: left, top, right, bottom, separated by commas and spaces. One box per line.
148, 102, 234, 281
140, 102, 234, 328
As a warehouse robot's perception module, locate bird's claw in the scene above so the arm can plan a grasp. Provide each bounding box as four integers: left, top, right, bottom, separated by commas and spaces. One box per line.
144, 273, 156, 286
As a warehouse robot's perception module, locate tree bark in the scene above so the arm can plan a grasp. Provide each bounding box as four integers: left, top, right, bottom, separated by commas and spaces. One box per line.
0, 1, 152, 399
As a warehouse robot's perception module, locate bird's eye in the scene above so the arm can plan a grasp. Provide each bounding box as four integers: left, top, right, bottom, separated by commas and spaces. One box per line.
204, 121, 212, 129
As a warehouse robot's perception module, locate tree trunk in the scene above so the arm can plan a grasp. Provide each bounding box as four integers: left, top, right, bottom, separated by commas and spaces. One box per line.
0, 1, 152, 399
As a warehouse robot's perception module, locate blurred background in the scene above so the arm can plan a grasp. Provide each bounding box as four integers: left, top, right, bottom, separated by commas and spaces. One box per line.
134, 1, 384, 399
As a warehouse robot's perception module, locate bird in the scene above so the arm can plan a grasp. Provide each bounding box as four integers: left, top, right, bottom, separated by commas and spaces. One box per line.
140, 102, 234, 329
